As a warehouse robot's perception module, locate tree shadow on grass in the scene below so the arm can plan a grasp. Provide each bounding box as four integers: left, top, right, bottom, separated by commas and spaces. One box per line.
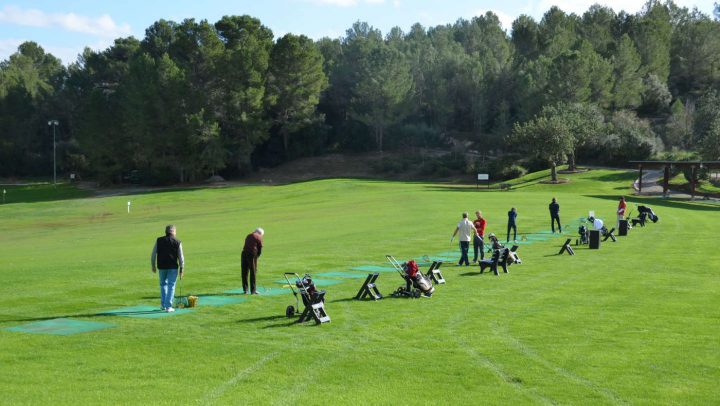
237, 315, 287, 324
585, 171, 637, 183
585, 195, 720, 211
458, 271, 494, 276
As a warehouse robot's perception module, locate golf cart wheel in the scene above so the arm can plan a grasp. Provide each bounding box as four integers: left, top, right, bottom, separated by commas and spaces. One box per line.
285, 305, 295, 318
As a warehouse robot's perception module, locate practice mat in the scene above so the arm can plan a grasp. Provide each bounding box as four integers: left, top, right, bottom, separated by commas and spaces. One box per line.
197, 296, 249, 306
99, 305, 192, 318
5, 318, 115, 336
350, 265, 396, 273
315, 271, 370, 279
223, 286, 288, 296
273, 278, 344, 286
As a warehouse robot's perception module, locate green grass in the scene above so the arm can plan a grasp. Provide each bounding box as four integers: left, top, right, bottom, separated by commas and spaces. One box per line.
0, 170, 718, 405
668, 173, 720, 195
0, 182, 91, 204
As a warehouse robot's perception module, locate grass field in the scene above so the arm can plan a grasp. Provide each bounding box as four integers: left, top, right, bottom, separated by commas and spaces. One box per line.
1, 169, 719, 405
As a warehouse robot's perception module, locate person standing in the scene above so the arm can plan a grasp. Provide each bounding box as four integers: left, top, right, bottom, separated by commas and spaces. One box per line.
451, 212, 477, 266
241, 228, 264, 294
617, 196, 627, 227
507, 207, 518, 242
472, 211, 487, 262
151, 225, 184, 312
549, 198, 562, 233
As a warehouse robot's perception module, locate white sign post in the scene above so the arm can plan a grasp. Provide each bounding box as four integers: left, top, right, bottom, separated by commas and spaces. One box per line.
127, 201, 131, 214
477, 173, 490, 189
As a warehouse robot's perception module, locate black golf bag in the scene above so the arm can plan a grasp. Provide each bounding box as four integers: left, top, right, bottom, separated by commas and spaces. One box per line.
578, 225, 589, 245
633, 205, 659, 227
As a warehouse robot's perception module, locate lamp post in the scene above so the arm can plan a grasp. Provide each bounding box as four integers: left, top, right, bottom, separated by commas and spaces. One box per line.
48, 120, 59, 184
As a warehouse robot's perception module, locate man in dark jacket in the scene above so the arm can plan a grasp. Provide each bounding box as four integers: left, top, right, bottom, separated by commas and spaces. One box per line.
242, 228, 264, 294
549, 198, 561, 233
151, 225, 185, 312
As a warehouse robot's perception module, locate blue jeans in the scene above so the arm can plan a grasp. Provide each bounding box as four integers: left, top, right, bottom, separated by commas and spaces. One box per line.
159, 268, 179, 309
472, 235, 484, 261
459, 241, 470, 265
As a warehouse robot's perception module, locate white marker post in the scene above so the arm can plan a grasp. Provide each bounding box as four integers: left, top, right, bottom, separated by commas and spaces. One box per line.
2, 189, 5, 204
127, 201, 131, 214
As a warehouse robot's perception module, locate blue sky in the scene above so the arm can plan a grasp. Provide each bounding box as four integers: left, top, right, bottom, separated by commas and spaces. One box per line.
0, 0, 716, 64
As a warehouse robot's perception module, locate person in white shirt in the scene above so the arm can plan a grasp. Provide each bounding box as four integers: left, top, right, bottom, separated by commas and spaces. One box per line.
451, 212, 478, 266
592, 217, 604, 231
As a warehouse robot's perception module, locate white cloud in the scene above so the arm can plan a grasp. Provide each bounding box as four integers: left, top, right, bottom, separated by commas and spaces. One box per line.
475, 9, 515, 31
305, 0, 385, 6
0, 39, 23, 56
0, 5, 131, 38
393, 0, 401, 8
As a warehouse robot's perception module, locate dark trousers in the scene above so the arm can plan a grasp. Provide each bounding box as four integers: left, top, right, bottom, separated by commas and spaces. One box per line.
472, 235, 484, 261
551, 215, 561, 233
241, 251, 258, 293
507, 223, 517, 242
458, 241, 470, 265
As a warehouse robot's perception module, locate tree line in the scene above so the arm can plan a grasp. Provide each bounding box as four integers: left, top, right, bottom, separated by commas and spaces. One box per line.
1, 1, 720, 184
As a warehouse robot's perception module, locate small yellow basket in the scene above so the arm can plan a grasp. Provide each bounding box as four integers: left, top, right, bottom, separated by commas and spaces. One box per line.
187, 296, 198, 308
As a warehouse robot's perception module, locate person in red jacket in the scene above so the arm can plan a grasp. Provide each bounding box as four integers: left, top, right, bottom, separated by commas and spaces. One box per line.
472, 211, 487, 262
617, 197, 627, 227
241, 228, 264, 294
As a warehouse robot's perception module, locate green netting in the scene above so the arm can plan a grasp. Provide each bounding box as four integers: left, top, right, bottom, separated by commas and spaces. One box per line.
315, 271, 369, 279
198, 296, 249, 306
5, 318, 115, 336
350, 265, 396, 273
273, 278, 344, 286
99, 305, 192, 319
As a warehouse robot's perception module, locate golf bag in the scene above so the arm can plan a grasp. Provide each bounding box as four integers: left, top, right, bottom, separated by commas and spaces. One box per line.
638, 205, 659, 223
578, 225, 589, 245
404, 260, 435, 297
387, 256, 435, 298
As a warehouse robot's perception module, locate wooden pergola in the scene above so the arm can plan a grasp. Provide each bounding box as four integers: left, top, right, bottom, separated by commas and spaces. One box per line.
629, 160, 720, 199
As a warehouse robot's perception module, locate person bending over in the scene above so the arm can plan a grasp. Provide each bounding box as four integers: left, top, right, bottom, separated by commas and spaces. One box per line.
241, 228, 264, 294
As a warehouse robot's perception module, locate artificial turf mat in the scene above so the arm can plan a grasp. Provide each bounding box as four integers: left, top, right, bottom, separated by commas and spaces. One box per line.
223, 286, 289, 296
99, 305, 192, 318
197, 296, 249, 306
273, 278, 344, 286
350, 265, 396, 272
315, 271, 370, 279
5, 318, 115, 336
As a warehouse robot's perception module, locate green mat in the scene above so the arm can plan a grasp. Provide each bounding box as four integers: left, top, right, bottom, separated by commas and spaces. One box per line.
274, 278, 344, 286
350, 265, 396, 273
316, 271, 370, 279
198, 296, 249, 306
223, 286, 289, 296
99, 305, 192, 319
5, 318, 115, 336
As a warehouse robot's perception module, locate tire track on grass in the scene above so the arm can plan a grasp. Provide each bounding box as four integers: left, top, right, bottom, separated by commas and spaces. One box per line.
199, 351, 279, 404
444, 312, 558, 405
489, 322, 629, 406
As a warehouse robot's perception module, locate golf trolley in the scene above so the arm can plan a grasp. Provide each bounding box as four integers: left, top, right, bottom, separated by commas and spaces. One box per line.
283, 273, 330, 324
386, 255, 435, 298
632, 205, 659, 227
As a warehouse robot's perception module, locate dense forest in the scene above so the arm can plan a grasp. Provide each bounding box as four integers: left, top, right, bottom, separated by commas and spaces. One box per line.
1, 1, 720, 184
